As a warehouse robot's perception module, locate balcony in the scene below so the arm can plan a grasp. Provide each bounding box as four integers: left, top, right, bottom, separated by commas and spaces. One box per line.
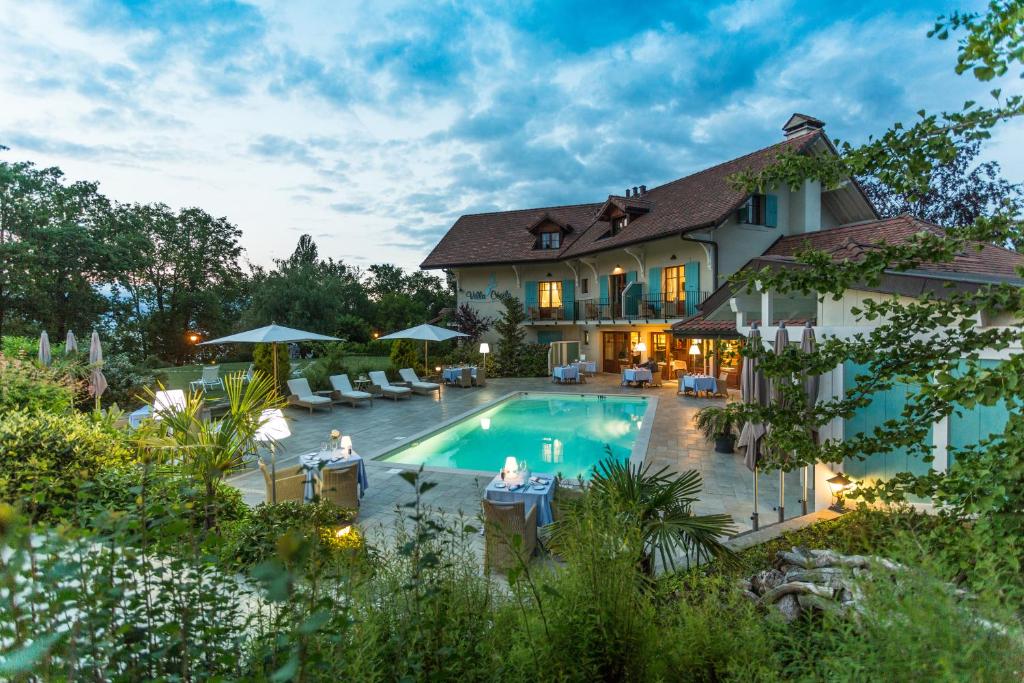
526, 292, 710, 323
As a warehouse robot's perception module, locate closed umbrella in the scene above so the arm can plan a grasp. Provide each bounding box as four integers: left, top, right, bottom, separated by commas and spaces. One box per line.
770, 324, 790, 524
800, 322, 820, 515
377, 323, 468, 376
38, 332, 52, 366
737, 324, 767, 530
88, 330, 107, 410
65, 331, 78, 355
199, 323, 341, 393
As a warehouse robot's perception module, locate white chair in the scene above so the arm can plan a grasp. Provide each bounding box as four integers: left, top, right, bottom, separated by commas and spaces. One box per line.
192, 365, 224, 392
242, 363, 255, 383
329, 374, 374, 407
369, 371, 412, 401
399, 368, 441, 397
285, 378, 334, 413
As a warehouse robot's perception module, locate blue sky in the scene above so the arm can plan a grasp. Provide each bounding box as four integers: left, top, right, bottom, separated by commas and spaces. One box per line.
2, 0, 1021, 269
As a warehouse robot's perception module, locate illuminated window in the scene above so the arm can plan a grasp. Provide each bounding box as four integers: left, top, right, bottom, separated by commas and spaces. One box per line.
662, 266, 686, 302
538, 281, 563, 309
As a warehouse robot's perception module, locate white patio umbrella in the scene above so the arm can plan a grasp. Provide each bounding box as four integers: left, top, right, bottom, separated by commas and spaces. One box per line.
800, 322, 820, 515
198, 323, 341, 393
88, 330, 107, 410
38, 332, 52, 366
65, 331, 78, 355
737, 324, 767, 530
377, 323, 467, 375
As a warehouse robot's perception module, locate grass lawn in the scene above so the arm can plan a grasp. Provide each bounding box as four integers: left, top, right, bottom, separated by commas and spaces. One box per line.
157, 356, 390, 392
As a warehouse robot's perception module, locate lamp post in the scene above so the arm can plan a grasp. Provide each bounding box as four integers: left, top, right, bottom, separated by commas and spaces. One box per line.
688, 341, 701, 373
826, 472, 852, 512
479, 342, 490, 370
255, 409, 290, 503
633, 341, 647, 363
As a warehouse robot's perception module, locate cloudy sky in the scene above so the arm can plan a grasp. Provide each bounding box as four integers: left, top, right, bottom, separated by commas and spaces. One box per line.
2, 0, 1021, 270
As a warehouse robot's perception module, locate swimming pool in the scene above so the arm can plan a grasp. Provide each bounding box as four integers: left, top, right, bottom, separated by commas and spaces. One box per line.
376, 393, 655, 479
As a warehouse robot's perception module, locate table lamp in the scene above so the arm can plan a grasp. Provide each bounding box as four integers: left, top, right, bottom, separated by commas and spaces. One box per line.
340, 434, 353, 455
255, 409, 290, 503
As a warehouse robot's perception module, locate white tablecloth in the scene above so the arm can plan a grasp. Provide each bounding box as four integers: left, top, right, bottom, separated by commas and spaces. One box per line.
484, 473, 556, 526
553, 365, 578, 382
300, 452, 368, 501
577, 361, 597, 374
622, 368, 653, 384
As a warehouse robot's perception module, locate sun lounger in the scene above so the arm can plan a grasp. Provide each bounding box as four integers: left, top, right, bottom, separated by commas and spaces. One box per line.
286, 378, 334, 413
368, 371, 412, 401
329, 374, 374, 407
398, 368, 441, 396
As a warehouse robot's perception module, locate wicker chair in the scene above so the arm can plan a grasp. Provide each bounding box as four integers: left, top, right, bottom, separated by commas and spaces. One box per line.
320, 465, 360, 516
258, 462, 306, 504
482, 499, 537, 573
473, 364, 486, 387
458, 367, 474, 388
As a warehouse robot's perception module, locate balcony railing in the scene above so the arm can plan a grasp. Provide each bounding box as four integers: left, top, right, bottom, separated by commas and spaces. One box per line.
526, 292, 710, 323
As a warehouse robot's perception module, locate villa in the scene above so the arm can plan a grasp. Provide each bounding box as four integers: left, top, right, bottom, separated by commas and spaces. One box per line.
423, 113, 1024, 510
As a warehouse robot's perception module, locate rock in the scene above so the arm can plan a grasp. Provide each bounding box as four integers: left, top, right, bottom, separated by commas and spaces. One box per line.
750, 569, 785, 595
775, 594, 802, 622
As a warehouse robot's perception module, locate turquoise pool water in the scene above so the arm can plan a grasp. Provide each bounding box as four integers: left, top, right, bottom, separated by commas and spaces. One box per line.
377, 393, 651, 479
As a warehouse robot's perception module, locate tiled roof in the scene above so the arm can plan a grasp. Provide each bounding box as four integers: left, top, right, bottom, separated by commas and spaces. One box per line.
420, 202, 601, 268
420, 133, 822, 269
670, 313, 740, 337
763, 215, 1024, 279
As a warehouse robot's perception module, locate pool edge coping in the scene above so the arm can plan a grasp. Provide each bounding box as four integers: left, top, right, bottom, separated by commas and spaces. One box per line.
368, 390, 659, 479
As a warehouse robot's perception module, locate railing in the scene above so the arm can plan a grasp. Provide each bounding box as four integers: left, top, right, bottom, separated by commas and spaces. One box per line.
526, 292, 711, 322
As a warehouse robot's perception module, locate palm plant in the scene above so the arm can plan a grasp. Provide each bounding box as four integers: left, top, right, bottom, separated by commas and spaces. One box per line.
143, 370, 285, 529
582, 453, 737, 574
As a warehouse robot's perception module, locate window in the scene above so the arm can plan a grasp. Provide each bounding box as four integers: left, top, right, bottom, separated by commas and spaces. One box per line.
538, 281, 563, 309
662, 265, 686, 302
537, 230, 561, 249
737, 194, 777, 227
580, 277, 589, 294
610, 215, 629, 236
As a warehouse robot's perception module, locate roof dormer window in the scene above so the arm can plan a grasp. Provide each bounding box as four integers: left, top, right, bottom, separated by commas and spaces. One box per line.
538, 230, 561, 249
610, 215, 629, 236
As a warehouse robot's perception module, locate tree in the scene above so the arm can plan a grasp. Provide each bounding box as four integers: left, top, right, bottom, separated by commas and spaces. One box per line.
728, 0, 1024, 595
253, 342, 290, 393
452, 303, 492, 343
388, 339, 421, 373
244, 234, 369, 336
860, 140, 1024, 245
492, 293, 528, 376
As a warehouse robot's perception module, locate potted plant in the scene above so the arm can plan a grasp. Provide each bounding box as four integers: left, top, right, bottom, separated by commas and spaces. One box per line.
694, 405, 739, 454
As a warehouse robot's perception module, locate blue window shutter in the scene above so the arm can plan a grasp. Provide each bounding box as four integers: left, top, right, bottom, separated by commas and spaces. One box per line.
683, 261, 700, 316
648, 267, 662, 313
765, 194, 778, 227
561, 279, 575, 320
625, 271, 640, 316
524, 281, 538, 315
599, 276, 608, 305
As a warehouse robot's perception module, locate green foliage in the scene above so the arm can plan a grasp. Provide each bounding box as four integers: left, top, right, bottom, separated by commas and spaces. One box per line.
388, 338, 421, 373
253, 341, 290, 391
559, 455, 736, 573
0, 356, 76, 413
95, 352, 162, 409
302, 342, 349, 390
220, 499, 358, 571
0, 410, 134, 522
492, 292, 527, 374
1, 335, 38, 358
694, 405, 740, 438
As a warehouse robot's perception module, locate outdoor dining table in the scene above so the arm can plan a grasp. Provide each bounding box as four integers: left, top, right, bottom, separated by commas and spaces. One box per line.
577, 361, 597, 375
299, 451, 369, 502
680, 374, 718, 395
622, 367, 653, 386
442, 366, 476, 383
552, 365, 579, 383
484, 473, 556, 527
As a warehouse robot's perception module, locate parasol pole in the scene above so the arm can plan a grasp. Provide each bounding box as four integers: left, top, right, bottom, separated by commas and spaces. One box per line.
752, 467, 759, 531
778, 470, 785, 524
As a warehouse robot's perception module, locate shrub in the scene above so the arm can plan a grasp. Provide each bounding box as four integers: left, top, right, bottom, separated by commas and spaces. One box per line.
388, 339, 421, 373
1, 335, 39, 358
220, 499, 359, 570
303, 342, 349, 390
0, 410, 135, 521
97, 352, 163, 409
254, 342, 290, 391
0, 356, 77, 413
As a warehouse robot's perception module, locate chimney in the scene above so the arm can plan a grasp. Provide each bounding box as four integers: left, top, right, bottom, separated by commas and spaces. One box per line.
632, 186, 639, 196
625, 188, 631, 197
639, 185, 647, 195
782, 113, 825, 139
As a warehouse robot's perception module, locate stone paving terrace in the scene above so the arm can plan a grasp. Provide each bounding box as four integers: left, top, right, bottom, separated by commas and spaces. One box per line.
226, 374, 811, 545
